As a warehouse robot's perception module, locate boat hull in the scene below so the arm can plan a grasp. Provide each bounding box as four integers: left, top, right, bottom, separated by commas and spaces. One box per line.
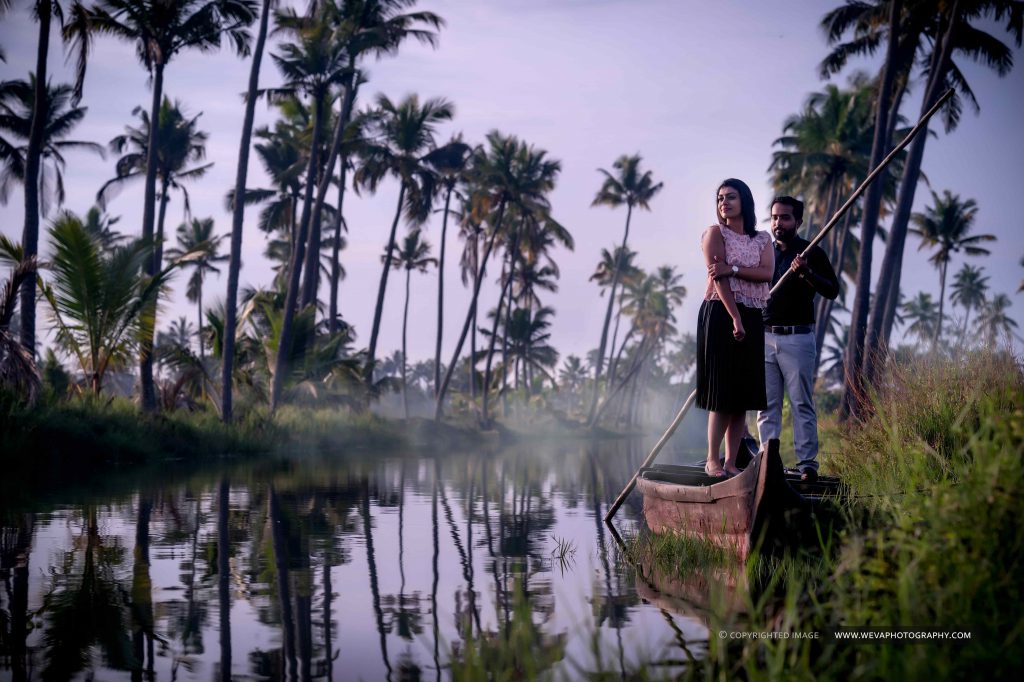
636, 444, 795, 560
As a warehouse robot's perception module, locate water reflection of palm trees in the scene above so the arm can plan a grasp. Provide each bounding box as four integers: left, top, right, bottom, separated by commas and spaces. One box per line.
41, 505, 134, 679
5, 439, 700, 678
0, 513, 34, 682
217, 478, 231, 682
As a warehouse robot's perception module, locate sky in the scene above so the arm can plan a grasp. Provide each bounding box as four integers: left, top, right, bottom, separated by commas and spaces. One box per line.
2, 0, 1023, 370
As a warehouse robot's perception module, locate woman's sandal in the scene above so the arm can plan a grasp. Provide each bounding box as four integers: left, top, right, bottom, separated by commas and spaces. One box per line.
704, 463, 730, 478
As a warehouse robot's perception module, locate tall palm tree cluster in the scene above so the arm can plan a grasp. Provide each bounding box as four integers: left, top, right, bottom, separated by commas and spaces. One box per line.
1, 0, 1020, 428
770, 0, 1021, 415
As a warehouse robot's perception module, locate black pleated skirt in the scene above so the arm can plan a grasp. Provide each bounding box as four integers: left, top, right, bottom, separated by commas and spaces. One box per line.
696, 299, 766, 413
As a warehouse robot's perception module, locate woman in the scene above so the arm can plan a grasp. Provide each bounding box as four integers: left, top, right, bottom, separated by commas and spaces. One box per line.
697, 179, 773, 477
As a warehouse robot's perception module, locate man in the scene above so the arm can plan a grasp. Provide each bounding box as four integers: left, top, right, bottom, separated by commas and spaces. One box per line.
757, 196, 840, 483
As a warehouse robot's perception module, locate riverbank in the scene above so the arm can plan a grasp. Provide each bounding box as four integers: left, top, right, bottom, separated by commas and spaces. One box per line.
623, 350, 1022, 681
0, 389, 643, 502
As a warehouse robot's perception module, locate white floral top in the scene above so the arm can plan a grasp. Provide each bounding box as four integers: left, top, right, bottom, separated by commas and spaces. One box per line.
702, 224, 771, 309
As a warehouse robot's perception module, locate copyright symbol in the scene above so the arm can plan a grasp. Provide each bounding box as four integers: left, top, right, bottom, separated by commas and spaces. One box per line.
718, 630, 727, 639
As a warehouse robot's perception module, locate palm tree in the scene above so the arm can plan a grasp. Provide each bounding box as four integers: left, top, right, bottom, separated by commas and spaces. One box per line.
223, 0, 273, 422
266, 7, 356, 411
267, 4, 352, 314
1, 72, 104, 358
1019, 255, 1024, 293
586, 154, 663, 425
500, 306, 558, 396
478, 178, 562, 426
976, 293, 1018, 345
589, 245, 640, 403
768, 77, 899, 368
0, 245, 41, 403
384, 229, 436, 418
899, 291, 940, 347
18, 0, 68, 357
66, 0, 258, 411
770, 77, 876, 235
594, 270, 677, 425
300, 0, 445, 315
489, 211, 572, 416
165, 218, 227, 361
435, 132, 560, 420
949, 263, 989, 342
353, 93, 453, 389
234, 115, 307, 242
857, 0, 1024, 397
81, 206, 125, 249
99, 97, 212, 272
558, 355, 587, 397
823, 0, 907, 420
426, 135, 472, 396
40, 211, 177, 394
910, 190, 995, 345
0, 76, 104, 217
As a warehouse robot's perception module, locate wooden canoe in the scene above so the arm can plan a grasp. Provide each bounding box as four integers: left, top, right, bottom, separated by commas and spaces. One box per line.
635, 440, 841, 560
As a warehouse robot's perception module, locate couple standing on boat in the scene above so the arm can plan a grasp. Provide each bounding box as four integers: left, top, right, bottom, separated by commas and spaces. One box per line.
696, 179, 840, 483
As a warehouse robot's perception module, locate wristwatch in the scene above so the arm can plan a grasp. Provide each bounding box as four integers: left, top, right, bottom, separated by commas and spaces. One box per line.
731, 265, 739, 275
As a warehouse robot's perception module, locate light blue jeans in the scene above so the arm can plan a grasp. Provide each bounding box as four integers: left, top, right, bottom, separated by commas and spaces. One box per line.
756, 329, 819, 472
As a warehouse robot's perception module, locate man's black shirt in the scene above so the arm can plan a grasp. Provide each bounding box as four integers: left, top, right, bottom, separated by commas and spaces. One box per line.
763, 236, 840, 326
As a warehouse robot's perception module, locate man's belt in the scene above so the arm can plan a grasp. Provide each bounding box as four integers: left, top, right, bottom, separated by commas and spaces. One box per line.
765, 324, 813, 335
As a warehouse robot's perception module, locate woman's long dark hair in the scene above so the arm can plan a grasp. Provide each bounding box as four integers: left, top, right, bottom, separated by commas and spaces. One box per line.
717, 178, 757, 237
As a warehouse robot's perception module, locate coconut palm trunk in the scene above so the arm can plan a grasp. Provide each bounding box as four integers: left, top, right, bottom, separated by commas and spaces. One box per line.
586, 203, 633, 425
270, 97, 325, 411
933, 259, 949, 348
302, 64, 358, 310
19, 0, 51, 356
435, 201, 507, 420
499, 250, 520, 417
868, 13, 959, 369
223, 0, 272, 423
482, 272, 512, 426
328, 162, 348, 334
605, 290, 628, 388
839, 0, 903, 421
434, 185, 454, 396
197, 283, 204, 360
401, 264, 412, 419
814, 208, 854, 371
363, 183, 407, 386
155, 180, 170, 271
137, 62, 168, 411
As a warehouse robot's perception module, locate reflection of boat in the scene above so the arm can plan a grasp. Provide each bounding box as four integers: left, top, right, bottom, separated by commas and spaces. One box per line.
634, 561, 748, 622
635, 440, 842, 560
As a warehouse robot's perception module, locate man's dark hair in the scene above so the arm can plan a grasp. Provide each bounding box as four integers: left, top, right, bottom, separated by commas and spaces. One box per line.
771, 195, 804, 224
718, 178, 757, 237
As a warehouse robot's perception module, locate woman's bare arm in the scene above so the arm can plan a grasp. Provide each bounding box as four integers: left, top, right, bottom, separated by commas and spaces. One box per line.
702, 228, 745, 339
708, 235, 774, 282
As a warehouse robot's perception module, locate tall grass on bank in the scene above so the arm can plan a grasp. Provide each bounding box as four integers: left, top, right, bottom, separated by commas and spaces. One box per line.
692, 351, 1024, 681
0, 390, 275, 466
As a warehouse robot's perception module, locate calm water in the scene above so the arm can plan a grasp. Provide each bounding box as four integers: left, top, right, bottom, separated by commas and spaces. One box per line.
0, 438, 717, 680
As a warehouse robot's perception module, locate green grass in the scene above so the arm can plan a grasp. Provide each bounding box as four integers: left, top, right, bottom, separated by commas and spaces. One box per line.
0, 390, 275, 464
686, 350, 1024, 681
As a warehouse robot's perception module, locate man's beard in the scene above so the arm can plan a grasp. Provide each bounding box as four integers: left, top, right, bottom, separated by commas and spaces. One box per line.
774, 228, 798, 244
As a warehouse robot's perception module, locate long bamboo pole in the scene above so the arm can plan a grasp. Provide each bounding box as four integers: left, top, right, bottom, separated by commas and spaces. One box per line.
604, 89, 953, 523
603, 390, 697, 522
